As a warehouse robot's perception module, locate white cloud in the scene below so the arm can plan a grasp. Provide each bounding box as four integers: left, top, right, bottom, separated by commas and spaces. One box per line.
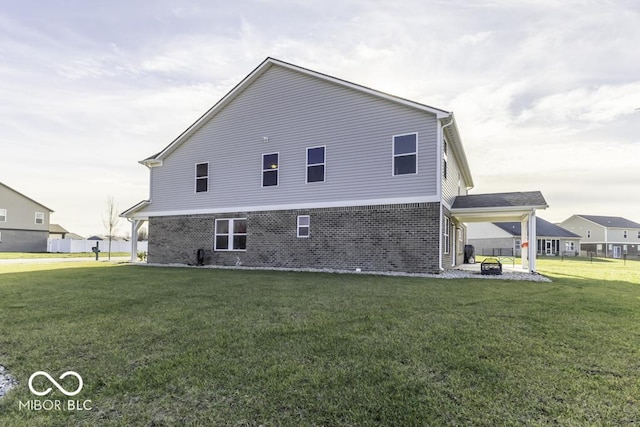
1, 0, 640, 235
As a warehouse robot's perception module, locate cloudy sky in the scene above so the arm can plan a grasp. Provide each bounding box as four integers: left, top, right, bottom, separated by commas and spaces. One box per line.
1, 0, 639, 237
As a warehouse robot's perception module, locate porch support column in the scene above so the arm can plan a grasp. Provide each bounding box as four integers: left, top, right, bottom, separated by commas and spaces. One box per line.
129, 219, 144, 263
521, 215, 529, 271
528, 209, 537, 272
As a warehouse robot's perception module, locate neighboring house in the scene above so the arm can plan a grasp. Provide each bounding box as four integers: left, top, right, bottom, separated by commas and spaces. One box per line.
560, 215, 640, 258
0, 182, 53, 252
49, 224, 70, 239
123, 58, 547, 273
467, 217, 581, 257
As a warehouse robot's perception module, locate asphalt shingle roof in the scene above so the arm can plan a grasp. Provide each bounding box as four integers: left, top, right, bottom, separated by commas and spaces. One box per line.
577, 215, 640, 229
493, 217, 581, 238
452, 191, 547, 210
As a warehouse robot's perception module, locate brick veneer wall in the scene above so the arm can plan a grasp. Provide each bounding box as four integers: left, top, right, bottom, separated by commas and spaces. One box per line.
148, 202, 443, 273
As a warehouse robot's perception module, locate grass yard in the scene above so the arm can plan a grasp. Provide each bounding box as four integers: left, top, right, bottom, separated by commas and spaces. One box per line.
0, 259, 638, 426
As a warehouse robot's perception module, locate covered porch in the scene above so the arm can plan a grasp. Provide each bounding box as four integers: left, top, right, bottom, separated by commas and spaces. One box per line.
450, 191, 549, 273
120, 200, 150, 263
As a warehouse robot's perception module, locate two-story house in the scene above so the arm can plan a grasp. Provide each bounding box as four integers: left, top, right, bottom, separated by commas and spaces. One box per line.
560, 215, 640, 258
0, 182, 53, 252
123, 58, 547, 273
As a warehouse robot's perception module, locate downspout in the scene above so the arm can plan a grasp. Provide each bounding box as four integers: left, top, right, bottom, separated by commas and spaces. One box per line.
438, 113, 456, 271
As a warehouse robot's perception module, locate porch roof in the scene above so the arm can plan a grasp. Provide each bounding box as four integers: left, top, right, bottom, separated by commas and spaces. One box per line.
450, 191, 548, 223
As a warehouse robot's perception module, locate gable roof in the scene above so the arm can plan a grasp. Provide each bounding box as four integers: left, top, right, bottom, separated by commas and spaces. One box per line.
49, 224, 69, 234
0, 181, 54, 212
576, 215, 640, 229
493, 217, 581, 238
140, 57, 473, 188
452, 191, 548, 210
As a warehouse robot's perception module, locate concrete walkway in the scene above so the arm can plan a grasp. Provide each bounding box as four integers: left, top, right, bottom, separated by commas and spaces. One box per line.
455, 261, 529, 274
0, 257, 130, 265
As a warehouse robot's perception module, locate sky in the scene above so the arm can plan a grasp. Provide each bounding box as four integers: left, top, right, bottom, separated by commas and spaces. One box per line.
1, 0, 639, 238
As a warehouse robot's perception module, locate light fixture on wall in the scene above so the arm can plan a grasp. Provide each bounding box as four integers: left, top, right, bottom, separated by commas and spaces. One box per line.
263, 137, 269, 143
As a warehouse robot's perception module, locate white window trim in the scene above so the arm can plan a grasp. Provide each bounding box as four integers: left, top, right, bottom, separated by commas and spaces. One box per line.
623, 230, 628, 238
214, 218, 247, 252
262, 152, 280, 188
0, 208, 6, 222
392, 132, 418, 176
35, 212, 45, 225
195, 162, 209, 194
297, 215, 310, 238
306, 146, 326, 184
443, 216, 450, 255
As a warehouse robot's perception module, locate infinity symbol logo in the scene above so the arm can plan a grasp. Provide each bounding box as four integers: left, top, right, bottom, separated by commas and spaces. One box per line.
28, 371, 83, 397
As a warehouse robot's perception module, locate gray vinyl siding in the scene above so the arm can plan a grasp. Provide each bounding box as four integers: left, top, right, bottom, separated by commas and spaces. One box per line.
441, 137, 468, 207
147, 66, 439, 214
560, 216, 605, 241
0, 184, 50, 231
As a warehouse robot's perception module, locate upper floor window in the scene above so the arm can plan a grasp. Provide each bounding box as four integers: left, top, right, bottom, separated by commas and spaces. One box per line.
638, 231, 640, 239
306, 146, 325, 183
393, 133, 417, 175
587, 230, 591, 238
262, 153, 279, 187
214, 218, 247, 251
35, 212, 44, 224
623, 230, 628, 238
0, 209, 6, 222
195, 163, 209, 193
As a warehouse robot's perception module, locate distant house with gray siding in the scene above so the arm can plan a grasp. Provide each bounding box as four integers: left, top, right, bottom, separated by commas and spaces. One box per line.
560, 215, 640, 258
0, 182, 53, 252
467, 217, 580, 257
123, 58, 547, 273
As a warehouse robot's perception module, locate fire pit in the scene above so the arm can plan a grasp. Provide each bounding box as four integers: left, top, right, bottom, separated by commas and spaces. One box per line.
481, 257, 502, 275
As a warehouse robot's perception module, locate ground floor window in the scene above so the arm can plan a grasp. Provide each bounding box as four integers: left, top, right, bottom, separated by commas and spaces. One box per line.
297, 215, 310, 238
537, 239, 560, 255
443, 217, 450, 254
214, 218, 247, 251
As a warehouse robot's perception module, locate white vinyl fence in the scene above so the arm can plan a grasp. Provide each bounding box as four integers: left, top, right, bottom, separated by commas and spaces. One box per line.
47, 238, 148, 254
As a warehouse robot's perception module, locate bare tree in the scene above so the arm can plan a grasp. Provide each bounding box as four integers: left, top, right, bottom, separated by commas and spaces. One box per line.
102, 196, 120, 261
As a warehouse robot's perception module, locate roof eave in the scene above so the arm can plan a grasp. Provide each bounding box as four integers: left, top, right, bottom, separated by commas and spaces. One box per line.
440, 114, 474, 189
0, 182, 54, 213
120, 200, 151, 218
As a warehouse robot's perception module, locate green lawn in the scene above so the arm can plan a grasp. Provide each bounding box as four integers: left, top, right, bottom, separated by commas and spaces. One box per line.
0, 259, 638, 426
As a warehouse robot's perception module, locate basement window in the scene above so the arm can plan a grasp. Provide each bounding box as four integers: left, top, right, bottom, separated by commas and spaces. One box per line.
214, 218, 247, 251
